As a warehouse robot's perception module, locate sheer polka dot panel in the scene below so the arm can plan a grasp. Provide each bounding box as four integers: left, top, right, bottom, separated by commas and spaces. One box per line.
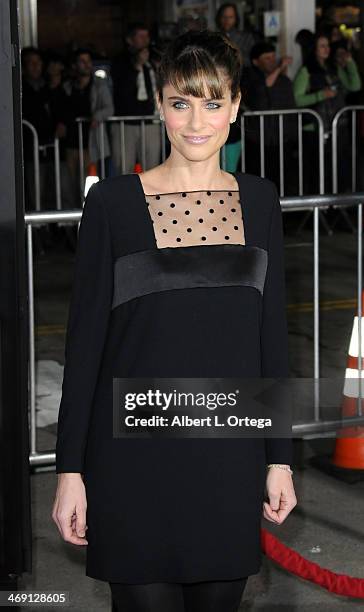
145, 190, 245, 248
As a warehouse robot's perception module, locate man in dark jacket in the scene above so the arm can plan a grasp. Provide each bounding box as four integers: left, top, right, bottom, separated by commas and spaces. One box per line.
110, 23, 161, 173
241, 42, 297, 194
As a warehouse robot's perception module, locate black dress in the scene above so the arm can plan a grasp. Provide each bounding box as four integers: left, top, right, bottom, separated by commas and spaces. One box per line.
56, 170, 292, 584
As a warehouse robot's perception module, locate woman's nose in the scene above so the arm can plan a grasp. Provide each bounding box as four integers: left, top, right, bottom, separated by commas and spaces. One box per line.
188, 108, 205, 131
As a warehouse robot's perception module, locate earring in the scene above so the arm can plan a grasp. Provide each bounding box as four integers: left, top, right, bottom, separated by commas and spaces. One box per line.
160, 114, 164, 121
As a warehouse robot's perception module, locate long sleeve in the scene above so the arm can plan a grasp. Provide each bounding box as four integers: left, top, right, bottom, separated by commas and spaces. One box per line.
261, 183, 293, 465
338, 59, 362, 93
93, 81, 115, 121
56, 183, 113, 473
293, 66, 325, 107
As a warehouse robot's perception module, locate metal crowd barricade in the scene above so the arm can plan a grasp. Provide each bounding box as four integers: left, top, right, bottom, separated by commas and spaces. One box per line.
22, 120, 41, 212
25, 209, 83, 467
240, 108, 325, 198
76, 115, 166, 204
238, 109, 324, 403
331, 105, 364, 234
76, 108, 324, 198
22, 120, 62, 211
27, 106, 363, 211
25, 192, 364, 468
77, 109, 325, 198
332, 104, 364, 194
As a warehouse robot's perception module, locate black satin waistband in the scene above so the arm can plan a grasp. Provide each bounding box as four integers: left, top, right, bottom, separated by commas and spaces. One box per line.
112, 244, 268, 309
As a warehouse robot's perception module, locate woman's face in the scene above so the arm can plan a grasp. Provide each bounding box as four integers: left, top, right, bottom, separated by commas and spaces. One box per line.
158, 78, 240, 163
316, 37, 330, 62
220, 6, 237, 32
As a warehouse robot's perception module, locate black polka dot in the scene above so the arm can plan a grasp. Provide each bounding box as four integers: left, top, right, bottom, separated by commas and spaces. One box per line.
162, 229, 167, 233
231, 208, 236, 212
212, 227, 217, 231
170, 203, 175, 208
228, 192, 232, 196
225, 235, 230, 240
234, 225, 239, 230
209, 208, 214, 213
201, 236, 206, 241
172, 219, 177, 224
207, 191, 211, 196
198, 218, 203, 223
156, 195, 160, 200
187, 228, 192, 232
146, 201, 150, 206
182, 192, 187, 197
158, 211, 163, 216
185, 210, 190, 215
176, 237, 182, 242
219, 199, 224, 204
222, 217, 227, 221
196, 200, 201, 205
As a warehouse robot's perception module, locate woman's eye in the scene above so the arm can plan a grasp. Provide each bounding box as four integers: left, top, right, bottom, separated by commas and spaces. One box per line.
171, 101, 221, 110
172, 101, 188, 109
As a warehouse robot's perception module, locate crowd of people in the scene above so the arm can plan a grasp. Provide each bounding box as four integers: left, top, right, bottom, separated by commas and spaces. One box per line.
21, 2, 364, 244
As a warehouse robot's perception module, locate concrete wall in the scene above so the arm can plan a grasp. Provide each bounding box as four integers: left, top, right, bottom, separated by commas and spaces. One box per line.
274, 0, 316, 79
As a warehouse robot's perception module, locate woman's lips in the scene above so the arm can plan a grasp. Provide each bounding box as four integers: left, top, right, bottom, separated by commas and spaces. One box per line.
183, 136, 211, 144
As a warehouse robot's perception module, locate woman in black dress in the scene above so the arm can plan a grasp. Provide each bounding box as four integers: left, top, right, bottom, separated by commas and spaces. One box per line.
52, 30, 297, 611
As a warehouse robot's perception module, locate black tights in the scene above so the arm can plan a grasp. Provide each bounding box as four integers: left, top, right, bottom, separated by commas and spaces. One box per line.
109, 577, 248, 612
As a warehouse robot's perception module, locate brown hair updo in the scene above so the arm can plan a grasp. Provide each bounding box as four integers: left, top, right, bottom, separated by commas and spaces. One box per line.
156, 29, 242, 104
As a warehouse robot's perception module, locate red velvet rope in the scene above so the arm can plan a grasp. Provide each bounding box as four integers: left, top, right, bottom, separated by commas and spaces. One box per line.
261, 528, 364, 599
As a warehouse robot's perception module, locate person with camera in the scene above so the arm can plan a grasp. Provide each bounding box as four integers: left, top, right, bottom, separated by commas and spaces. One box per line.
293, 33, 361, 192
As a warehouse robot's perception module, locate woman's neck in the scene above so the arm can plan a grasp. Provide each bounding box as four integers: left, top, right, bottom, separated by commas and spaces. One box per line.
156, 160, 235, 192
139, 157, 238, 194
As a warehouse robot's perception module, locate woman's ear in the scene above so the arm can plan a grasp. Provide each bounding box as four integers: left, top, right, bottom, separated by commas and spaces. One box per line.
155, 94, 164, 119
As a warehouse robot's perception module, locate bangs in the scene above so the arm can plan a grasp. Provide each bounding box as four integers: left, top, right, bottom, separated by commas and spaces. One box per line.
164, 49, 230, 100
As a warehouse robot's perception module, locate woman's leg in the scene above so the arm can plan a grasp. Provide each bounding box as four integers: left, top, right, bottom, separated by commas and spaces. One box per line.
182, 577, 248, 612
109, 582, 185, 612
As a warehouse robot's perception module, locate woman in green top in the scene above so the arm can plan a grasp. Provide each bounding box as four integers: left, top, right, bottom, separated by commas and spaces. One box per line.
294, 34, 361, 132
293, 34, 361, 192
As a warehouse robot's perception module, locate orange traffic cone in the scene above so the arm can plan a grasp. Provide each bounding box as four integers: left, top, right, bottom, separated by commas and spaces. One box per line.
332, 291, 364, 471
88, 162, 98, 176
134, 163, 143, 173
84, 162, 99, 197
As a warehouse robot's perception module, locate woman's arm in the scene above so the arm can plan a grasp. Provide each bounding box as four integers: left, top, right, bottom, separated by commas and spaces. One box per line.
293, 66, 326, 107
338, 58, 362, 93
56, 182, 113, 474
261, 183, 297, 524
261, 182, 292, 466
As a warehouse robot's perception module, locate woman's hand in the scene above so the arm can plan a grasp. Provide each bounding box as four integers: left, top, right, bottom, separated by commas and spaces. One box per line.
52, 473, 88, 545
323, 86, 337, 99
263, 467, 297, 524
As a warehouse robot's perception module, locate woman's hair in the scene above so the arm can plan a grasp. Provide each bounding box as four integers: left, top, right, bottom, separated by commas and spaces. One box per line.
295, 29, 315, 65
304, 33, 332, 75
156, 29, 242, 104
215, 2, 240, 30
